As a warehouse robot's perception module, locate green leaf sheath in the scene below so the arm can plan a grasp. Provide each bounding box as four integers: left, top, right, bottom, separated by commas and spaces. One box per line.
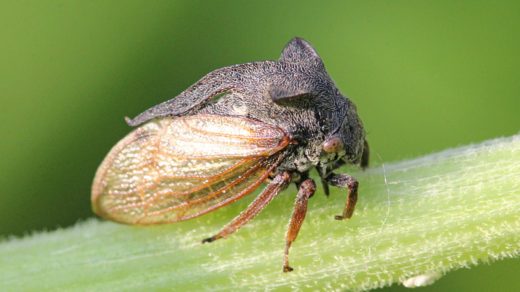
1, 135, 519, 291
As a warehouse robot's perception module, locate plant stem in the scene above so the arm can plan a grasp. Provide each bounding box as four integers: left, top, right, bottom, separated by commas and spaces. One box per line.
1, 135, 519, 291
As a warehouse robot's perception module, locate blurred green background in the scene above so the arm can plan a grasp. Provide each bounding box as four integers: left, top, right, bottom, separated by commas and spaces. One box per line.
1, 0, 518, 290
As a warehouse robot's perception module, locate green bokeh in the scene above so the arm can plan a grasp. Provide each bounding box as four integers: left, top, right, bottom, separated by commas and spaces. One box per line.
1, 0, 518, 290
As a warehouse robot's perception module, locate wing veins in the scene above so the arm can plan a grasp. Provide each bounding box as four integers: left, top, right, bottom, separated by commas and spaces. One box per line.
144, 161, 265, 217
181, 118, 285, 142
175, 153, 286, 222
156, 157, 254, 180
93, 115, 292, 225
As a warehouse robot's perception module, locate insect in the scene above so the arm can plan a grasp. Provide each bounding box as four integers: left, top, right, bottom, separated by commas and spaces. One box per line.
91, 37, 369, 272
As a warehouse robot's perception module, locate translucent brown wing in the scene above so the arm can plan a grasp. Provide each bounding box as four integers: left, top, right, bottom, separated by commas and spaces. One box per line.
92, 114, 290, 225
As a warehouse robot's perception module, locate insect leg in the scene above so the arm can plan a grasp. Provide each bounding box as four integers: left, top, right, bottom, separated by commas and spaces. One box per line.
283, 178, 316, 272
318, 160, 344, 197
202, 171, 291, 243
361, 139, 370, 169
326, 173, 359, 220
320, 178, 330, 197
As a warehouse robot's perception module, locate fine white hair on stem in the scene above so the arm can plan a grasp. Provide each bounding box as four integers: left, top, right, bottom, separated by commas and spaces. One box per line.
1, 135, 519, 291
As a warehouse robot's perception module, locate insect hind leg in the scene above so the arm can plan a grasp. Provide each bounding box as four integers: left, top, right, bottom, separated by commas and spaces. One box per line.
202, 172, 291, 243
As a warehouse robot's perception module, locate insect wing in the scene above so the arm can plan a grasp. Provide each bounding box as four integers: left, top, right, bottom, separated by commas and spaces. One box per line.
92, 114, 290, 224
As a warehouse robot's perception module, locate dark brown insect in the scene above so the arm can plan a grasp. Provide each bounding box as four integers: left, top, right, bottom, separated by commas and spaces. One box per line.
91, 37, 369, 272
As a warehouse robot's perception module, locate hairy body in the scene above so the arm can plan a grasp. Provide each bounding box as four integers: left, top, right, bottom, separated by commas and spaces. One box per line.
94, 38, 368, 272
127, 45, 366, 178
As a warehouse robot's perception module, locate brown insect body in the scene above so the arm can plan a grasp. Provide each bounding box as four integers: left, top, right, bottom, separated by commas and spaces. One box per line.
92, 38, 368, 272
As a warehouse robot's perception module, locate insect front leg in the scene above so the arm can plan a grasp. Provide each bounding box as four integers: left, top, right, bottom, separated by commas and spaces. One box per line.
361, 139, 370, 169
283, 178, 316, 272
202, 171, 291, 243
325, 173, 359, 220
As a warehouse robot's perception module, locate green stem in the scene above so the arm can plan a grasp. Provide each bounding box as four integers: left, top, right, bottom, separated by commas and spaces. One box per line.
1, 135, 519, 291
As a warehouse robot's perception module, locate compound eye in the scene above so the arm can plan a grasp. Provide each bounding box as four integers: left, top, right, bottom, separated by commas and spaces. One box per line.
322, 136, 344, 154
